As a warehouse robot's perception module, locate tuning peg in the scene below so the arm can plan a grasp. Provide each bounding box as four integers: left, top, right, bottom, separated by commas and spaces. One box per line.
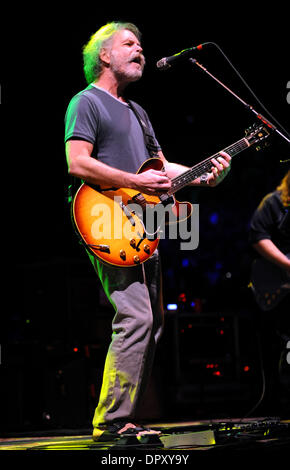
245, 124, 255, 135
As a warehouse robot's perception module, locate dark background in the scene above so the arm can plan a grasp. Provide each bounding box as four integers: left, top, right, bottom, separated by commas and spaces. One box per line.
1, 9, 289, 432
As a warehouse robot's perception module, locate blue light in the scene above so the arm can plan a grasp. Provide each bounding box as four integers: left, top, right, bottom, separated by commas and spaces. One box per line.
182, 258, 190, 267
209, 212, 219, 225
167, 303, 178, 311
206, 271, 220, 285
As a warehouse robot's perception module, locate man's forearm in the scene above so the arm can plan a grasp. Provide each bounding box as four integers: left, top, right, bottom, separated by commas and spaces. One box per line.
253, 239, 290, 272
67, 151, 171, 195
69, 154, 134, 188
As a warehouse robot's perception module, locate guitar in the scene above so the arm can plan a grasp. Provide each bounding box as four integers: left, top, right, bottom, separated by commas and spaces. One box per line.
250, 254, 290, 311
72, 124, 270, 267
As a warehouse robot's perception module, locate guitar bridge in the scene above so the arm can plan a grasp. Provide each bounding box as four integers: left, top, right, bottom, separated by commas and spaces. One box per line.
158, 195, 174, 207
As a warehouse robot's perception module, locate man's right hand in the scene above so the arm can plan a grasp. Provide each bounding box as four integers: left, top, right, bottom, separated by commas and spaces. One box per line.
66, 140, 171, 195
130, 169, 171, 195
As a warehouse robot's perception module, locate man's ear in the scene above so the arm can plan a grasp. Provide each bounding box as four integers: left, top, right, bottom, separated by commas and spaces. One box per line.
99, 47, 110, 66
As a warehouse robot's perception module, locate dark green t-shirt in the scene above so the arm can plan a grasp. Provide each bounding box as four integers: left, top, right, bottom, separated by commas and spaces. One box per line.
64, 85, 161, 174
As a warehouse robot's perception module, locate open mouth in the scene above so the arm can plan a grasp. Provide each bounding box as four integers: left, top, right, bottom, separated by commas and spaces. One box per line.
130, 56, 143, 66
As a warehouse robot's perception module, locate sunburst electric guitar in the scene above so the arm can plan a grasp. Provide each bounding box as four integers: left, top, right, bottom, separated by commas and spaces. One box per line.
72, 124, 270, 267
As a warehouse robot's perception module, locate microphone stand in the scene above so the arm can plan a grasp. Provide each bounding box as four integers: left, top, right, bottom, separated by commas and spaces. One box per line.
189, 58, 290, 146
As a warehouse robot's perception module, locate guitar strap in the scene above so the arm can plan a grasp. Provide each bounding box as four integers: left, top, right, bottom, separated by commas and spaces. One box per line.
127, 100, 160, 158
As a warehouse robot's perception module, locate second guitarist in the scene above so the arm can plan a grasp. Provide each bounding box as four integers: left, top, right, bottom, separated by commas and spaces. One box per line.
249, 169, 290, 414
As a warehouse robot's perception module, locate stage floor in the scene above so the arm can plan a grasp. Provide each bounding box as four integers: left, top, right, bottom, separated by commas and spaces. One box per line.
1, 417, 290, 453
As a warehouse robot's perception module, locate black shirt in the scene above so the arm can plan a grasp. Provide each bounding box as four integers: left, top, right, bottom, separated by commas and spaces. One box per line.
249, 190, 290, 254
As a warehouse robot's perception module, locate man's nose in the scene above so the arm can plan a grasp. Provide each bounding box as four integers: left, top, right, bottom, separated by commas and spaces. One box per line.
136, 44, 143, 53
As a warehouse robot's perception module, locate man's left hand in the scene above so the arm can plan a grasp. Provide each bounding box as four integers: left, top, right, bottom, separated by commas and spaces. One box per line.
205, 151, 231, 186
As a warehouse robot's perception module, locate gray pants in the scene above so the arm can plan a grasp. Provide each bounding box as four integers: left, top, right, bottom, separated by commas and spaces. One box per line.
88, 251, 164, 428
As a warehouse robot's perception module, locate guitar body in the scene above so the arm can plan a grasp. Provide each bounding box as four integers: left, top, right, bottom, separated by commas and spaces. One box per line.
250, 254, 290, 311
72, 124, 270, 267
72, 157, 192, 267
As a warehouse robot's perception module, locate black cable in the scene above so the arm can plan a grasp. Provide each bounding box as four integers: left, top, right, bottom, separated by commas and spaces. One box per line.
242, 328, 266, 418
204, 42, 290, 140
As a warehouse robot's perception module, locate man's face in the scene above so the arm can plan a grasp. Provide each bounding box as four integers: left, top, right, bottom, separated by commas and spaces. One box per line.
105, 29, 145, 83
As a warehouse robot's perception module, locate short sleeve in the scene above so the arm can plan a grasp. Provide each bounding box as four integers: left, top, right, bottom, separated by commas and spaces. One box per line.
64, 94, 99, 144
249, 193, 276, 244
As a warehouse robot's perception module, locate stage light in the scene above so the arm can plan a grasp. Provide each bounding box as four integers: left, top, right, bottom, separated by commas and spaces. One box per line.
182, 258, 190, 267
42, 412, 51, 421
167, 303, 178, 310
206, 271, 220, 284
178, 293, 187, 302
209, 212, 219, 225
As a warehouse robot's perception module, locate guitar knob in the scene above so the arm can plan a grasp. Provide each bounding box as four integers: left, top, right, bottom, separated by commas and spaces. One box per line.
133, 255, 140, 264
120, 250, 126, 260
130, 238, 136, 248
143, 244, 150, 254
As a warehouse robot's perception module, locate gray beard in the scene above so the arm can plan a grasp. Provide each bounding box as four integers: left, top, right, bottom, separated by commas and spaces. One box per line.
110, 57, 144, 83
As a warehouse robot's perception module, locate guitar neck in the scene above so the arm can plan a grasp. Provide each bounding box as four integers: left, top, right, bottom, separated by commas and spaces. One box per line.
168, 137, 250, 195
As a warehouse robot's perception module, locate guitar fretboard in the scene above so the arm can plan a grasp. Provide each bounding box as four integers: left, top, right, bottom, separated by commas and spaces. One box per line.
168, 137, 249, 195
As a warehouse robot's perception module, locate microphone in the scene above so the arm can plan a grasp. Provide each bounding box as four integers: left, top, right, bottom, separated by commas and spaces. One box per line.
156, 43, 207, 70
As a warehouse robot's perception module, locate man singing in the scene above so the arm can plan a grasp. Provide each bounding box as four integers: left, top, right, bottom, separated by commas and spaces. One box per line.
65, 21, 231, 442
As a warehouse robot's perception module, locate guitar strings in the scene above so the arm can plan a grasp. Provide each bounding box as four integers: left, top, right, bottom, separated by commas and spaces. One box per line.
169, 139, 248, 194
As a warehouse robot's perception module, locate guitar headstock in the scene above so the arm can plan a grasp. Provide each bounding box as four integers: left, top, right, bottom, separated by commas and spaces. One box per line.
245, 124, 271, 150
